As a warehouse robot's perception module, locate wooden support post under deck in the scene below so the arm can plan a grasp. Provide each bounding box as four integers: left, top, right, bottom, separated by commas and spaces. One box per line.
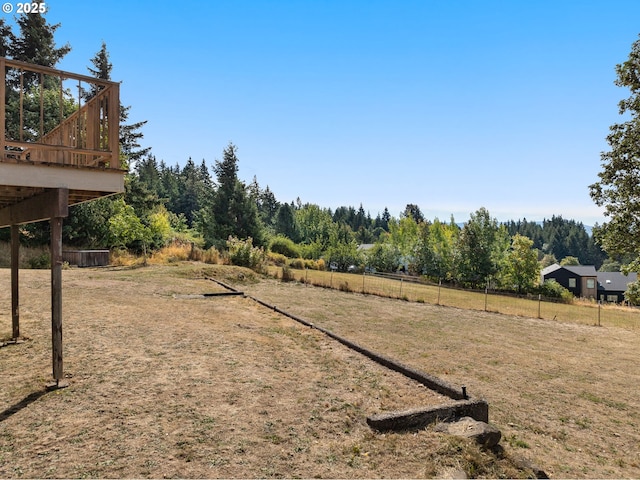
0, 57, 5, 155
11, 225, 19, 339
50, 217, 64, 384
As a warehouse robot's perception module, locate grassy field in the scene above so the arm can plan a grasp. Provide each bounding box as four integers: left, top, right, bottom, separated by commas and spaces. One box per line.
275, 267, 640, 330
1, 264, 538, 479
247, 276, 640, 478
1, 263, 639, 478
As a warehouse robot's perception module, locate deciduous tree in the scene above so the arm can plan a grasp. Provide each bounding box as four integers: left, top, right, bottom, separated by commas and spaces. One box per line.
455, 208, 509, 288
590, 34, 640, 272
500, 234, 540, 293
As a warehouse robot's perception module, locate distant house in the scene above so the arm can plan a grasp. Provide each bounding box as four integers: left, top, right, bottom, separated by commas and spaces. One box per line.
541, 263, 637, 302
541, 264, 599, 299
596, 271, 638, 303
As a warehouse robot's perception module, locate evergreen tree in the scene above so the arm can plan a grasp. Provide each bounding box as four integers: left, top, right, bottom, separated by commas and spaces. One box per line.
381, 207, 391, 231
85, 42, 150, 169
84, 40, 111, 99
66, 42, 152, 246
274, 202, 298, 241
403, 203, 425, 224
125, 175, 163, 225
355, 204, 367, 230
176, 158, 204, 226
4, 11, 74, 141
258, 186, 280, 230
63, 197, 117, 248
136, 155, 162, 195
7, 12, 70, 72
3, 11, 71, 246
202, 143, 264, 248
159, 162, 182, 213
0, 19, 14, 57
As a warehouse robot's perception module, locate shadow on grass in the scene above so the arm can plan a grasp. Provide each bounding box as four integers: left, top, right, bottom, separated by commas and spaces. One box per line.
0, 390, 48, 423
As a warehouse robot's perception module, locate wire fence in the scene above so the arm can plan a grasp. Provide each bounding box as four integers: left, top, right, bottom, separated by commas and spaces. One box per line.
271, 267, 640, 330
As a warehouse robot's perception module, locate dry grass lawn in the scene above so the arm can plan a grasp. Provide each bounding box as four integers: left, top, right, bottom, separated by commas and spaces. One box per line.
246, 277, 640, 478
2, 262, 639, 477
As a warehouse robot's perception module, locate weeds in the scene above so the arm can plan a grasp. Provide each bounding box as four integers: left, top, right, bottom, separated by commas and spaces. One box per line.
506, 434, 530, 449
281, 265, 295, 282
579, 391, 628, 410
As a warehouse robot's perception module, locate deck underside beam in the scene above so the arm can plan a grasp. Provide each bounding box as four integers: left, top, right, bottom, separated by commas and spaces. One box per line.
0, 162, 124, 195
0, 188, 69, 227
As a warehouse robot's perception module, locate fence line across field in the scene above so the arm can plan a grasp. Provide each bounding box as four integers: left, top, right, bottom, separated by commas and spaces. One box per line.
281, 267, 640, 330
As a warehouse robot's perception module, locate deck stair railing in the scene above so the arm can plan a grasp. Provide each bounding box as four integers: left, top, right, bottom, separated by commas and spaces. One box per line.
1, 56, 120, 170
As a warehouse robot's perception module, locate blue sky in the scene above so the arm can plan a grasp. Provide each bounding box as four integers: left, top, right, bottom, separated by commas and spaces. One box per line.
4, 1, 640, 225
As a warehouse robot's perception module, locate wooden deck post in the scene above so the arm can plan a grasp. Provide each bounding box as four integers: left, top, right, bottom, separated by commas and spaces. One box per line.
11, 225, 19, 339
1, 57, 122, 388
50, 216, 65, 386
0, 57, 5, 156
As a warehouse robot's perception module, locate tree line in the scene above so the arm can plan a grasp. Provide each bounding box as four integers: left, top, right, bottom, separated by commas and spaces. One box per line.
0, 10, 615, 296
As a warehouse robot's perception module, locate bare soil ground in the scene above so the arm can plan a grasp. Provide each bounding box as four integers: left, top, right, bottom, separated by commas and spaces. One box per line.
0, 263, 636, 478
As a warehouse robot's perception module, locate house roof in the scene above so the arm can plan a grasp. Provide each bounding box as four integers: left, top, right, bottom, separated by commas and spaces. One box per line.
597, 272, 638, 292
540, 264, 562, 277
564, 265, 598, 276
541, 263, 597, 277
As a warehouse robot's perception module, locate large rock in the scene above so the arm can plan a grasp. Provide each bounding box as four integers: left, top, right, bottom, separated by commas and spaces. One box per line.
436, 416, 502, 449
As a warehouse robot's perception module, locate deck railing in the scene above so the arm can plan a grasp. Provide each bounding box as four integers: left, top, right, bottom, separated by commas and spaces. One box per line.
1, 57, 121, 170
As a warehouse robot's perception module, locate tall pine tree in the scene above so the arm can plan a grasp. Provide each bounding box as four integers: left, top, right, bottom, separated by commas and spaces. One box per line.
84, 42, 150, 169
201, 143, 264, 248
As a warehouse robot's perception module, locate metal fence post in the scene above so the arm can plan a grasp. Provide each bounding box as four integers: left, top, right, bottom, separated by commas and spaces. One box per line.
484, 287, 488, 311
538, 294, 542, 319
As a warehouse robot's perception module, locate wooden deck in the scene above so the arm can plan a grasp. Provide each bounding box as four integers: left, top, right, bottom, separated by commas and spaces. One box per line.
1, 57, 125, 385
0, 56, 124, 217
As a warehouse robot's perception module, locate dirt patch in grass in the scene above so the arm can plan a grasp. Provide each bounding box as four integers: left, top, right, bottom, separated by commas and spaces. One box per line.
0, 264, 536, 478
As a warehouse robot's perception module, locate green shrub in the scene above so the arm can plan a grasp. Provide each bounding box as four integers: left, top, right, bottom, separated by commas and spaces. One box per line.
203, 247, 220, 264
539, 279, 574, 303
298, 241, 324, 260
624, 280, 640, 305
288, 258, 305, 270
281, 265, 296, 282
28, 252, 50, 269
226, 236, 266, 272
269, 235, 300, 258
268, 252, 287, 266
